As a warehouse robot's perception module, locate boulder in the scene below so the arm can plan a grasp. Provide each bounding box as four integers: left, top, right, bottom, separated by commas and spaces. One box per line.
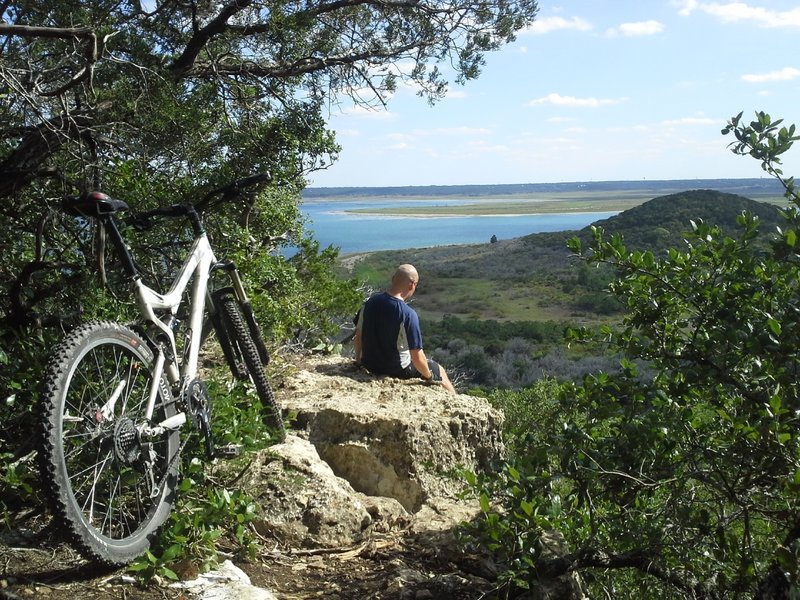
246, 434, 372, 549
244, 355, 584, 599
280, 356, 505, 512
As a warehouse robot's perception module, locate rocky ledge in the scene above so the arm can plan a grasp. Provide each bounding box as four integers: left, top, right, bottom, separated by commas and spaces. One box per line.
247, 355, 505, 549
0, 354, 585, 600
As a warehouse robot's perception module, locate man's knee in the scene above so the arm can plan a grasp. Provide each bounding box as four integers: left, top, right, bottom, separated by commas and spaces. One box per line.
428, 360, 442, 380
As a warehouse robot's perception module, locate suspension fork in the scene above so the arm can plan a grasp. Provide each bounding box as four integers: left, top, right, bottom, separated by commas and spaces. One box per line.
208, 260, 270, 366
211, 259, 249, 303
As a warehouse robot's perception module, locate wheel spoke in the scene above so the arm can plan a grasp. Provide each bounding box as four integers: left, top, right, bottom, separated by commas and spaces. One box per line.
40, 322, 180, 563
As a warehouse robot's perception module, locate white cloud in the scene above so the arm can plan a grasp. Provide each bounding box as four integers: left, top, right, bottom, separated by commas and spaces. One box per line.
386, 133, 415, 143
528, 93, 627, 108
742, 67, 800, 82
332, 128, 361, 137
679, 2, 800, 28
610, 20, 665, 36
522, 16, 592, 35
445, 89, 468, 99
672, 0, 699, 16
339, 105, 397, 120
429, 126, 492, 136
662, 117, 718, 126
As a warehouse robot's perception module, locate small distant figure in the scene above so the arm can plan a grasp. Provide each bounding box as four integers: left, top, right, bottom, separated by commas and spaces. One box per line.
354, 264, 456, 394
490, 234, 498, 244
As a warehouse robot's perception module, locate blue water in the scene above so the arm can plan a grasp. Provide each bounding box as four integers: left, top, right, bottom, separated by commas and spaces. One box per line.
301, 199, 618, 254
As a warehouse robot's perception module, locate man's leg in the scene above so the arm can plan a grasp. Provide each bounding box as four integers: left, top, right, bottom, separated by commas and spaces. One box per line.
438, 364, 456, 394
428, 360, 456, 395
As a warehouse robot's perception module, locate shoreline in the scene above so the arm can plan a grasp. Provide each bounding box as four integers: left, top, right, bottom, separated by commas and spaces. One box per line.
341, 198, 648, 217
340, 209, 622, 218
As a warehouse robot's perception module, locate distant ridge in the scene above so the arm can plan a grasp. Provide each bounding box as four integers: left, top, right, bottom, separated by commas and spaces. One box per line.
303, 178, 784, 199
574, 189, 785, 253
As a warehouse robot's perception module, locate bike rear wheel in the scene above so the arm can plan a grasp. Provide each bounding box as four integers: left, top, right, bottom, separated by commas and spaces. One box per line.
38, 321, 180, 566
216, 292, 285, 439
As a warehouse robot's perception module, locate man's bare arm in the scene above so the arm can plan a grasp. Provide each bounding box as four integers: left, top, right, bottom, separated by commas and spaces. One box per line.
410, 348, 433, 380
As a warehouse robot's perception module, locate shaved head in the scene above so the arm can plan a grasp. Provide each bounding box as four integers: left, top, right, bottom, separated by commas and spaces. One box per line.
393, 264, 419, 285
389, 264, 419, 299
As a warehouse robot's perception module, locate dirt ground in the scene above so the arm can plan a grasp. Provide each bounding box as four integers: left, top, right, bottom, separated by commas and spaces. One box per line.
1, 355, 501, 600
0, 509, 495, 600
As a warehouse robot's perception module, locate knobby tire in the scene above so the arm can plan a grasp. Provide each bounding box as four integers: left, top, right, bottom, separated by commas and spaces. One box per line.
38, 321, 179, 566
216, 293, 285, 439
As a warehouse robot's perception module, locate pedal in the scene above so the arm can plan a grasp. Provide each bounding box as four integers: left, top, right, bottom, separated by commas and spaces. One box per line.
214, 443, 243, 459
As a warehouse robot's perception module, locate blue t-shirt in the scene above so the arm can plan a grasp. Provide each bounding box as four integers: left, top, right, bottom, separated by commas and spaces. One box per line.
358, 292, 423, 376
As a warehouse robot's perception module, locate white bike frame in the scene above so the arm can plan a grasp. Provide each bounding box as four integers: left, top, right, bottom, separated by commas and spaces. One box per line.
100, 232, 218, 435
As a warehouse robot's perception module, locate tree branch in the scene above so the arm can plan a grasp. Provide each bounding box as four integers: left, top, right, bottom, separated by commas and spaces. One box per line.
0, 23, 94, 39
0, 23, 103, 97
169, 0, 254, 79
181, 40, 428, 80
0, 103, 111, 198
537, 547, 720, 600
194, 171, 272, 212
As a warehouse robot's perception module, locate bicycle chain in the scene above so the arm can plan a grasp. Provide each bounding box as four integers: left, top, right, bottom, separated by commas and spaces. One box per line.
143, 395, 189, 500
146, 427, 189, 500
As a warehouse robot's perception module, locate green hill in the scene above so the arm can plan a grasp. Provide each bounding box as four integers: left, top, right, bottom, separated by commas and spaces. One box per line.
351, 189, 787, 323
579, 188, 785, 253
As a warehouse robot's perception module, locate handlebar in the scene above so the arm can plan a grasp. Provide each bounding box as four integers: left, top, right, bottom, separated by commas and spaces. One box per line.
63, 171, 272, 236
62, 192, 202, 234
125, 204, 203, 235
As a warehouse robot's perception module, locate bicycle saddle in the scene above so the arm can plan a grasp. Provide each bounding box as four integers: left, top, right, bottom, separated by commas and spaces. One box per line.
62, 191, 130, 218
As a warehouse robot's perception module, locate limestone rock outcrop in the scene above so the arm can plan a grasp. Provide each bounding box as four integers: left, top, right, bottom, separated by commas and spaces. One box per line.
244, 354, 585, 600
247, 355, 504, 547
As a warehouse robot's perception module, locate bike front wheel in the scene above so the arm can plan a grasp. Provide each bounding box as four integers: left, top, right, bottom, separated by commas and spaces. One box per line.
216, 292, 285, 439
38, 321, 180, 566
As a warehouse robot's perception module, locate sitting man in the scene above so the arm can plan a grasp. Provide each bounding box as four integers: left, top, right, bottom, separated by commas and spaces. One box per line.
354, 264, 456, 394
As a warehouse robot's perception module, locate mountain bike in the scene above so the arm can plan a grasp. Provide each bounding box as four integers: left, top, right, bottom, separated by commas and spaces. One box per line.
37, 189, 285, 566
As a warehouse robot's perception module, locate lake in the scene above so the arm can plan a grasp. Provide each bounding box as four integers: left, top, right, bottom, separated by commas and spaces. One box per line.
301, 199, 619, 254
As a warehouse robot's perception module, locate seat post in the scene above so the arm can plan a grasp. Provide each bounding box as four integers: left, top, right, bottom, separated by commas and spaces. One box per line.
102, 215, 139, 280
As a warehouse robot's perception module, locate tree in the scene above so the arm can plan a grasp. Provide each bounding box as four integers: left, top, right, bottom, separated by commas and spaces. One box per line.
0, 0, 539, 518
462, 112, 800, 599
0, 0, 540, 330
0, 0, 539, 198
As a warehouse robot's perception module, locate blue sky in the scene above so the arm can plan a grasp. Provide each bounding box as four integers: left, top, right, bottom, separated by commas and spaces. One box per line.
308, 0, 800, 188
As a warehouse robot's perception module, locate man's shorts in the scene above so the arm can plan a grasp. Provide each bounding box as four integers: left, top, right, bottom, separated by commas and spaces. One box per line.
400, 359, 442, 381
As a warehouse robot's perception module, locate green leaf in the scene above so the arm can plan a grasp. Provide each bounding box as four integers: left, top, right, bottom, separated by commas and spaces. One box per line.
161, 543, 184, 563
767, 318, 781, 336
464, 470, 477, 487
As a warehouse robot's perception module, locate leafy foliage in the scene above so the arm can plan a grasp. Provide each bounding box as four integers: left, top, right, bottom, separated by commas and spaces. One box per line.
129, 456, 261, 581
0, 0, 543, 566
460, 112, 800, 599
